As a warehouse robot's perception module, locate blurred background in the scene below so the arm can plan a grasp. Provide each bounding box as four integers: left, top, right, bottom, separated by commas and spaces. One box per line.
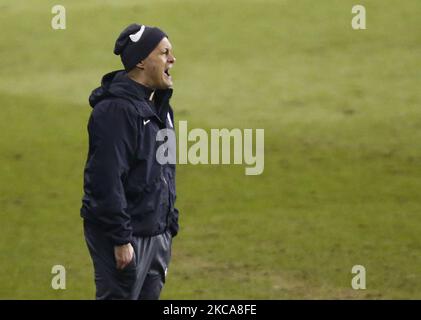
0, 0, 420, 299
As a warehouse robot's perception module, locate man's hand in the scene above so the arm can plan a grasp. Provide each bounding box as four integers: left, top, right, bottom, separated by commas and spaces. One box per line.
114, 243, 134, 270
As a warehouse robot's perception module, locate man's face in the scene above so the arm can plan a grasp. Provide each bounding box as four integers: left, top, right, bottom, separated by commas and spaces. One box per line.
141, 37, 176, 89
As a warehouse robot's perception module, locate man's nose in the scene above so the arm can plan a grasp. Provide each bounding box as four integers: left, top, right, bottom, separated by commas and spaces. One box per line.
169, 54, 176, 63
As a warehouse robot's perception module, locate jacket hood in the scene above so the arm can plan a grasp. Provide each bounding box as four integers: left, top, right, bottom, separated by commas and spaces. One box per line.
89, 70, 173, 121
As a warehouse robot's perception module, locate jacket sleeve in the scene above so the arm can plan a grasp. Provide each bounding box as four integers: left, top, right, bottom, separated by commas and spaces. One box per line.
84, 101, 138, 245
169, 207, 179, 237
167, 107, 179, 238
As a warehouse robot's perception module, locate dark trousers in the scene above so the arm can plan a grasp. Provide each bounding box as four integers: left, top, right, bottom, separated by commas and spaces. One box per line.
84, 220, 172, 300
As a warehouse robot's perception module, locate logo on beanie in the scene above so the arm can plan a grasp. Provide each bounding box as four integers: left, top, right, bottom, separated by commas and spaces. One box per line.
129, 25, 146, 43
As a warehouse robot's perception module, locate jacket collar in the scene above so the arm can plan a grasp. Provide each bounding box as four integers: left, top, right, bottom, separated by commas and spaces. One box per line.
124, 73, 173, 123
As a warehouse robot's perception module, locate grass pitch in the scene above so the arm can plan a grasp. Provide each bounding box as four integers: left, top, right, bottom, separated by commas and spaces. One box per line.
0, 0, 420, 299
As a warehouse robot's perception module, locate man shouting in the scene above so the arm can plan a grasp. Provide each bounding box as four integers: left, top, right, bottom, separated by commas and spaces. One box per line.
80, 23, 179, 300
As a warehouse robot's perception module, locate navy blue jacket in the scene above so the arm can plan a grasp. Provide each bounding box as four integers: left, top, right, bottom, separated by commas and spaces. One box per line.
81, 70, 179, 245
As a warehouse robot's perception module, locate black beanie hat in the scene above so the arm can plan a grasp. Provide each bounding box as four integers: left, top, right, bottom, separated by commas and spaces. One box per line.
114, 23, 167, 71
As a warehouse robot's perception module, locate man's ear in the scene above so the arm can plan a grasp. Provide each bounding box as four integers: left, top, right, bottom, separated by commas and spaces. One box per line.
135, 60, 145, 70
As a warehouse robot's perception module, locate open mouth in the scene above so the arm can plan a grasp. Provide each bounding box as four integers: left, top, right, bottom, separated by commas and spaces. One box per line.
164, 66, 172, 80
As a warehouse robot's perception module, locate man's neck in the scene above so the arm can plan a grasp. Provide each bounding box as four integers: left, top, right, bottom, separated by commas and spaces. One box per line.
126, 71, 155, 101
127, 72, 149, 87
127, 69, 155, 88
